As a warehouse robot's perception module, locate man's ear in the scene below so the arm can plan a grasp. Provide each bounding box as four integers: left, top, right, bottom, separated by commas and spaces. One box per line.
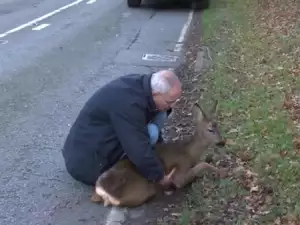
152, 91, 161, 98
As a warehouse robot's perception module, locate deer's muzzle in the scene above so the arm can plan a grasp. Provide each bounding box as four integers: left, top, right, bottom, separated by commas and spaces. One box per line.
216, 140, 226, 147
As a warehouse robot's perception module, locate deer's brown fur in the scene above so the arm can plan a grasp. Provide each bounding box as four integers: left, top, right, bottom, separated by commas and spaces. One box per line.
91, 101, 227, 208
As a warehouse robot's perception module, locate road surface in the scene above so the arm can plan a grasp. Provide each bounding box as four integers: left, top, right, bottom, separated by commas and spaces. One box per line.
0, 0, 194, 224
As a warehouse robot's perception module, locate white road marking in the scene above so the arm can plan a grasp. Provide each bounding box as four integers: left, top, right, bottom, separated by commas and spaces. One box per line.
122, 12, 131, 18
32, 23, 50, 31
0, 0, 84, 38
174, 10, 194, 52
0, 40, 8, 45
105, 207, 127, 225
87, 0, 96, 4
142, 53, 179, 62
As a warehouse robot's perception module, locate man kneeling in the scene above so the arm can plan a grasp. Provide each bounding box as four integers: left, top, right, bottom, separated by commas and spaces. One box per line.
62, 70, 182, 189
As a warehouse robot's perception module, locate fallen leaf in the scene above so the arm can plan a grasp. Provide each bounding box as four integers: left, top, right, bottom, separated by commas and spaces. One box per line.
250, 186, 259, 193
293, 136, 300, 150
283, 92, 293, 109
223, 112, 233, 117
245, 170, 258, 177
274, 217, 281, 225
279, 150, 288, 158
258, 210, 270, 215
225, 139, 235, 145
265, 195, 273, 204
238, 150, 253, 161
228, 128, 239, 134
260, 127, 268, 137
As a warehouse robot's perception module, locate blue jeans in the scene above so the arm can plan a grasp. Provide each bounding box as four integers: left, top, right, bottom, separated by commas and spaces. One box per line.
147, 111, 168, 145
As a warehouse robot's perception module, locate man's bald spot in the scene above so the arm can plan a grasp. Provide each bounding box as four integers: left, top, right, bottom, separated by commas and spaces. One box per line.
160, 70, 182, 91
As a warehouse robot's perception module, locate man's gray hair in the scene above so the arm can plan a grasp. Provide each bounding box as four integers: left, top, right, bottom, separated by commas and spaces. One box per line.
150, 71, 171, 94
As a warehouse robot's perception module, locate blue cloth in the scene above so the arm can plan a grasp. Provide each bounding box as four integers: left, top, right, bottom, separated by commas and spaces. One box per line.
147, 111, 168, 145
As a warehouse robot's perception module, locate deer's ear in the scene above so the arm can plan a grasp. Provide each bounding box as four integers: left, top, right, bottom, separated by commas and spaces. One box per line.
209, 99, 218, 119
192, 103, 206, 122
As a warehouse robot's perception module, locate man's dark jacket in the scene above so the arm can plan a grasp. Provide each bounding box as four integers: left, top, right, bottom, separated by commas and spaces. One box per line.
62, 73, 171, 186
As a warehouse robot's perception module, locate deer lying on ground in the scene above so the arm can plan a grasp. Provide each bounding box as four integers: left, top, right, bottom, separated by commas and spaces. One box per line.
90, 101, 227, 208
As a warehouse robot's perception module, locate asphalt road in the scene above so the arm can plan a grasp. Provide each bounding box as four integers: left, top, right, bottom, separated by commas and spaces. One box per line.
0, 0, 193, 224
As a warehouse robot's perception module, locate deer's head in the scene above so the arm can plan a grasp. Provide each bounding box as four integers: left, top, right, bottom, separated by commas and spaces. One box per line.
191, 100, 226, 147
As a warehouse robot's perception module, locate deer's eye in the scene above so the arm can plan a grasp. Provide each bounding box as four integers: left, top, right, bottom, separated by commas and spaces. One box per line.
208, 128, 214, 133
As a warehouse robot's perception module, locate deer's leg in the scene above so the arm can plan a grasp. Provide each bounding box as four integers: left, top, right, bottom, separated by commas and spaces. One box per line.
173, 162, 228, 188
172, 167, 199, 189
91, 190, 104, 203
93, 185, 121, 207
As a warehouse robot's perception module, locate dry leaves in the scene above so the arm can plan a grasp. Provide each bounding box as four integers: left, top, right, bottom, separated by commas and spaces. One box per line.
289, 66, 300, 77
257, 0, 298, 38
237, 150, 253, 162
260, 127, 268, 137
292, 136, 300, 155
283, 90, 300, 122
280, 150, 288, 158
225, 139, 235, 145
274, 215, 299, 225
237, 167, 274, 221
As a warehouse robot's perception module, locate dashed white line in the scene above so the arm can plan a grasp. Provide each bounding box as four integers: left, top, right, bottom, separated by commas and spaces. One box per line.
0, 40, 8, 45
87, 0, 96, 4
32, 23, 50, 31
174, 10, 194, 52
0, 0, 85, 38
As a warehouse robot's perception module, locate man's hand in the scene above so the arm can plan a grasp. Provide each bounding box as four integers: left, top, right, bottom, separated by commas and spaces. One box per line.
158, 168, 176, 188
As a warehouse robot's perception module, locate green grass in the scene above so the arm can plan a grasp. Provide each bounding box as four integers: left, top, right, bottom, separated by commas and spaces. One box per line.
182, 0, 300, 224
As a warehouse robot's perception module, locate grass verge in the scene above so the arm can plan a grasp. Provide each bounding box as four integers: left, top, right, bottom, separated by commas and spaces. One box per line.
181, 0, 300, 224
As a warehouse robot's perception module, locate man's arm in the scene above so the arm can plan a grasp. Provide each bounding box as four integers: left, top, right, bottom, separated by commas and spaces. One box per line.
109, 104, 165, 182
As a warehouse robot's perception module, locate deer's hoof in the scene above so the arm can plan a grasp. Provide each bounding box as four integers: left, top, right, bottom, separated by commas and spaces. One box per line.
103, 200, 110, 207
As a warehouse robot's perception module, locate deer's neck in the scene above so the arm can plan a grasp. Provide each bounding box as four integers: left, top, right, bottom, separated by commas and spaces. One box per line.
187, 131, 211, 160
